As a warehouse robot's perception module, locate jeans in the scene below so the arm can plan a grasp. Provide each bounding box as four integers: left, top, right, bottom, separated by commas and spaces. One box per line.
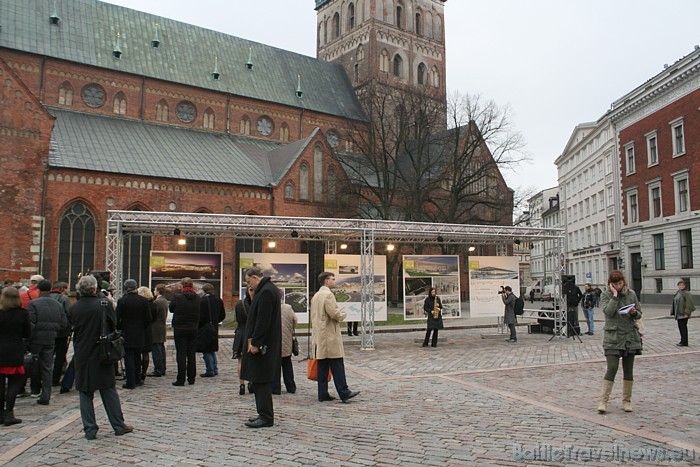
30, 343, 55, 402
173, 328, 197, 384
583, 307, 595, 334
61, 358, 75, 389
317, 358, 352, 401
79, 387, 126, 436
151, 343, 166, 375
202, 352, 218, 375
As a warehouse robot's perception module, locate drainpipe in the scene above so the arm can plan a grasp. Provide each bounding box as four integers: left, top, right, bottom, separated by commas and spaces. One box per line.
268, 184, 275, 215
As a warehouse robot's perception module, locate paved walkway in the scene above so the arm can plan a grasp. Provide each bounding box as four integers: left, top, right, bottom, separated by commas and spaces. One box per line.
1, 308, 698, 466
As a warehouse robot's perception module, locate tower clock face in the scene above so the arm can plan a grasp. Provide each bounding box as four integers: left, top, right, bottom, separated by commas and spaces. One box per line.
326, 130, 339, 147
257, 116, 274, 136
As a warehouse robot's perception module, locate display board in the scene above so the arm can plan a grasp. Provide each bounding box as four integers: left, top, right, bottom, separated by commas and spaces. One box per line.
468, 256, 520, 318
323, 255, 387, 322
239, 253, 309, 324
403, 255, 461, 320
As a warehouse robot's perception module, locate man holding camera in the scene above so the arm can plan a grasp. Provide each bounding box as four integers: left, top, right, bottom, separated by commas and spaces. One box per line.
501, 286, 517, 343
240, 267, 281, 428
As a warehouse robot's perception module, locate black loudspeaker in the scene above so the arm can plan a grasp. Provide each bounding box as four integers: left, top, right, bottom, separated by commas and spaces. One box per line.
561, 275, 575, 285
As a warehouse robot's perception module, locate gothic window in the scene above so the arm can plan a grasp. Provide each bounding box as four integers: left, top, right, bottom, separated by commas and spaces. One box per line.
415, 12, 422, 36
357, 44, 365, 61
280, 123, 290, 142
393, 55, 403, 79
435, 15, 443, 42
81, 84, 105, 108
113, 92, 127, 115
156, 99, 169, 121
324, 18, 328, 44
314, 145, 323, 202
299, 163, 309, 200
380, 49, 390, 73
332, 12, 340, 39
354, 63, 359, 82
57, 202, 95, 289
325, 130, 339, 148
176, 101, 196, 123
417, 63, 427, 86
425, 11, 433, 39
203, 108, 215, 129
284, 181, 294, 200
431, 66, 440, 88
58, 82, 73, 106
122, 207, 151, 286
347, 3, 355, 30
240, 115, 251, 135
396, 2, 404, 29
328, 167, 337, 203
257, 116, 274, 136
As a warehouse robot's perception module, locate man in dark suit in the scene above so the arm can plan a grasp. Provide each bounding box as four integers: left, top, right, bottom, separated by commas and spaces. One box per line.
115, 279, 151, 389
240, 266, 281, 428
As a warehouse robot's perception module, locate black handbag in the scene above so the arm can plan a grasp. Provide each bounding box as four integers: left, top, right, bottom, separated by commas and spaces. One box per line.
196, 296, 217, 352
23, 352, 38, 372
98, 302, 124, 365
292, 336, 299, 356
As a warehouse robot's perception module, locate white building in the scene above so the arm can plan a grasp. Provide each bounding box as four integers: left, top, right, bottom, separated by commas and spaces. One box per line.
528, 187, 559, 286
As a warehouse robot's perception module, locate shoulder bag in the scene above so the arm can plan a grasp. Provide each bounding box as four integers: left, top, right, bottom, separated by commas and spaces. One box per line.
196, 296, 217, 352
98, 300, 125, 365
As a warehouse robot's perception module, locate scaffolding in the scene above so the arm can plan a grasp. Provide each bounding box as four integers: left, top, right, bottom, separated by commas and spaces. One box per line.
106, 210, 565, 349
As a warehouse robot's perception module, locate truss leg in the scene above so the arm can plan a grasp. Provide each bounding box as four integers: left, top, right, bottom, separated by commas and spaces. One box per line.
360, 228, 375, 351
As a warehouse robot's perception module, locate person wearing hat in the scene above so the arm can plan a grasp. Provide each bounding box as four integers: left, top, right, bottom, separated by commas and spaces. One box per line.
115, 279, 151, 389
20, 275, 44, 308
26, 280, 68, 405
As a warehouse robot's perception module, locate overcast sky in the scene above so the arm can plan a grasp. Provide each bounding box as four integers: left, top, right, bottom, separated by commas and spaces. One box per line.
104, 0, 700, 198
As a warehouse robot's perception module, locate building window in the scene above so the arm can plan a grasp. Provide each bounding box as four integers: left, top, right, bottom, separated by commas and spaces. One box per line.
354, 63, 359, 82
328, 167, 337, 202
58, 82, 73, 106
356, 44, 365, 61
417, 63, 426, 86
284, 181, 294, 200
646, 133, 658, 166
393, 55, 403, 78
314, 145, 323, 202
627, 192, 638, 223
430, 66, 440, 87
396, 4, 403, 29
332, 12, 340, 38
239, 116, 251, 135
203, 108, 215, 129
113, 92, 127, 115
380, 49, 390, 73
234, 238, 262, 290
299, 163, 309, 200
280, 123, 289, 142
415, 12, 422, 35
653, 233, 665, 270
676, 176, 689, 213
671, 119, 685, 156
650, 185, 662, 218
347, 3, 355, 30
176, 101, 196, 123
156, 99, 169, 122
681, 277, 691, 291
187, 237, 215, 252
625, 144, 635, 174
122, 207, 151, 286
680, 229, 693, 269
57, 202, 95, 289
655, 278, 663, 293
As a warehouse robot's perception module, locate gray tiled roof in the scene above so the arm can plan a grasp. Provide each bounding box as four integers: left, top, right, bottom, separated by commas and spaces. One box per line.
1, 0, 367, 121
48, 108, 299, 187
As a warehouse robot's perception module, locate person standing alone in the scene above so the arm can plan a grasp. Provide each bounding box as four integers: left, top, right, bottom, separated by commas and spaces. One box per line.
501, 286, 517, 343
422, 287, 443, 347
672, 280, 695, 347
582, 283, 596, 335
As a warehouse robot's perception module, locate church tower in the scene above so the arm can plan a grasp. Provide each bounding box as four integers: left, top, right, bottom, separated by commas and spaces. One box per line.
315, 0, 447, 105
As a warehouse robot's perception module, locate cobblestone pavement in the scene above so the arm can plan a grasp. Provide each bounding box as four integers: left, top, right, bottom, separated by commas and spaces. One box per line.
1, 315, 698, 466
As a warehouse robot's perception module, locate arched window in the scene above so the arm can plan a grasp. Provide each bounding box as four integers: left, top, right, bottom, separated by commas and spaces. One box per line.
299, 163, 309, 200
431, 66, 440, 88
393, 55, 403, 78
332, 12, 340, 39
417, 63, 427, 86
57, 202, 95, 289
314, 145, 323, 202
380, 49, 390, 73
324, 18, 329, 44
425, 11, 433, 39
435, 15, 443, 42
240, 115, 251, 135
415, 12, 422, 36
156, 99, 169, 122
347, 3, 355, 30
58, 82, 73, 106
357, 44, 365, 61
203, 108, 215, 129
396, 2, 404, 29
280, 123, 290, 142
284, 181, 294, 199
328, 167, 337, 202
122, 207, 151, 286
113, 92, 127, 115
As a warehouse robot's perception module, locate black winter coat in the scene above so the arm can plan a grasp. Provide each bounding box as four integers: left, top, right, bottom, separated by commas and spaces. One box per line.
69, 295, 117, 392
0, 307, 32, 367
231, 298, 249, 357
116, 292, 152, 349
198, 294, 226, 353
423, 295, 444, 330
240, 277, 281, 383
27, 295, 69, 345
170, 290, 200, 331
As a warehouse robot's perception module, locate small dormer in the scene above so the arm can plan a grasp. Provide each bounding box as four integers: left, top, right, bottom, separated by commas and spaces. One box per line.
246, 48, 253, 70
113, 33, 122, 59
295, 74, 303, 98
151, 24, 160, 48
49, 0, 60, 25
211, 56, 220, 80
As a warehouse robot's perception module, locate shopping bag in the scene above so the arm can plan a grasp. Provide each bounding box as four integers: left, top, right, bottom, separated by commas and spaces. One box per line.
306, 359, 331, 381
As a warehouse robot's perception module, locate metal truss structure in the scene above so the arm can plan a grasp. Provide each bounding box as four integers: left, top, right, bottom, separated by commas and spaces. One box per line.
106, 210, 565, 350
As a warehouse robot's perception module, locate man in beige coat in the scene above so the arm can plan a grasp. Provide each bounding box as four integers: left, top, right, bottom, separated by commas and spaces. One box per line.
311, 272, 360, 403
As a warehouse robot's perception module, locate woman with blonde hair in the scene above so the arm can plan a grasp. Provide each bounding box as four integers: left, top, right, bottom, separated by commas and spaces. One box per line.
137, 286, 156, 381
0, 286, 32, 425
598, 270, 642, 414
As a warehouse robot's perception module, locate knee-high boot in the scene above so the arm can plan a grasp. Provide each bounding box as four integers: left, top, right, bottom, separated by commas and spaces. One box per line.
622, 380, 633, 412
597, 380, 614, 414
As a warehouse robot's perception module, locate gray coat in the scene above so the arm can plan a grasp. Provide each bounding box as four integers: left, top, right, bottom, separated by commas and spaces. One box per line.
27, 295, 69, 345
152, 295, 169, 343
69, 295, 117, 392
502, 292, 517, 325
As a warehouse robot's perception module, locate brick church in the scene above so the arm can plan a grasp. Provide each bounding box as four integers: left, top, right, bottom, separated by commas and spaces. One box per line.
0, 0, 512, 305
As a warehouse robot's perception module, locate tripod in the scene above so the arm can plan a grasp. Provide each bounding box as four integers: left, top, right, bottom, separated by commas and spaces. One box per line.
548, 305, 583, 342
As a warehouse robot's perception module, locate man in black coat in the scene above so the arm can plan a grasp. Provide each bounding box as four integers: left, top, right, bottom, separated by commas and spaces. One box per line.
69, 275, 132, 440
169, 277, 201, 386
115, 279, 151, 389
240, 267, 281, 428
27, 279, 68, 405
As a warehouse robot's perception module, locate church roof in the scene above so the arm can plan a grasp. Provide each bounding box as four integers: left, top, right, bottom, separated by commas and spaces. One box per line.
48, 108, 305, 187
1, 0, 367, 121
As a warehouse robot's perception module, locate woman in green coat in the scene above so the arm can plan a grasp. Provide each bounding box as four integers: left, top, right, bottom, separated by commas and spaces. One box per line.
598, 270, 642, 414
